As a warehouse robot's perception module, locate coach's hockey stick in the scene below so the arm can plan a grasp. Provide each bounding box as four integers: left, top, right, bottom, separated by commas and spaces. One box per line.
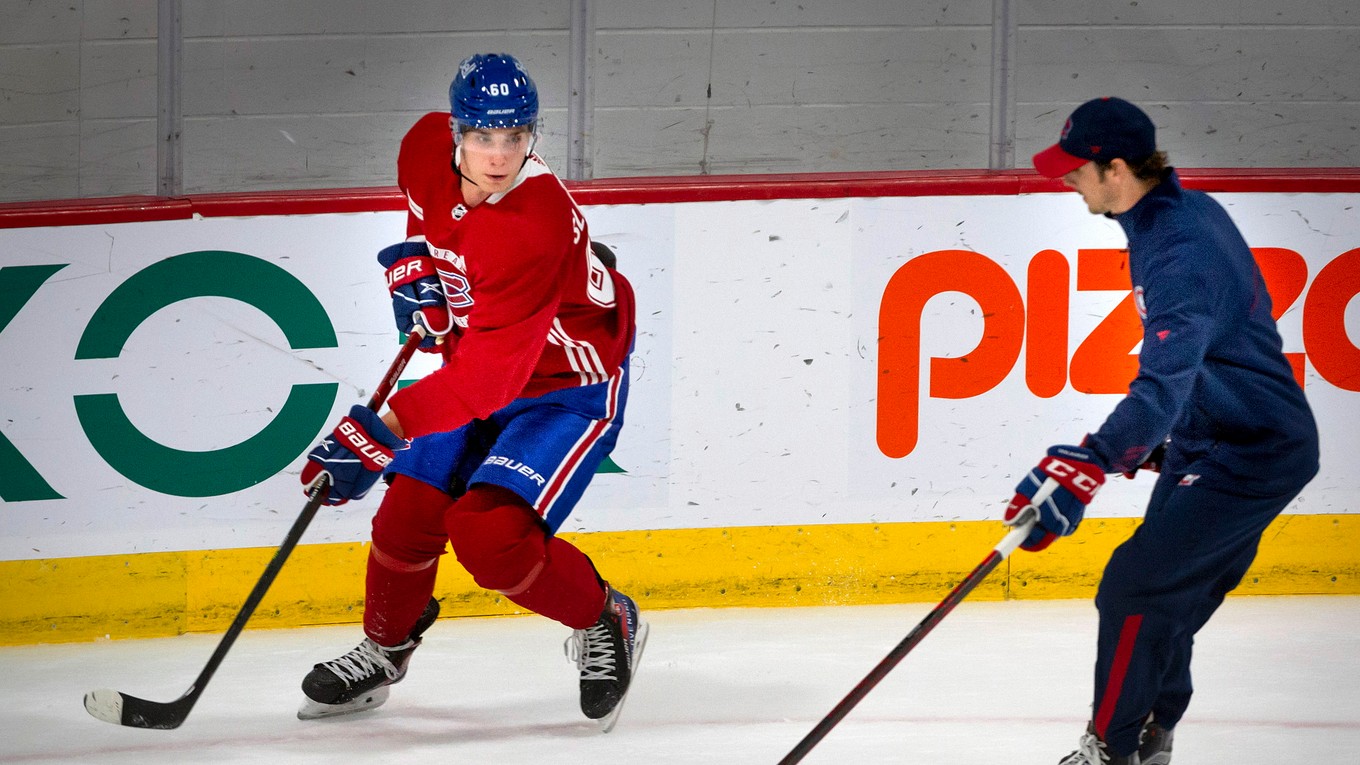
776, 478, 1059, 764
83, 327, 426, 729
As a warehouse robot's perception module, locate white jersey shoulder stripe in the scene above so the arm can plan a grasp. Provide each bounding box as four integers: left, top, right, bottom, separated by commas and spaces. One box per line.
406, 190, 425, 221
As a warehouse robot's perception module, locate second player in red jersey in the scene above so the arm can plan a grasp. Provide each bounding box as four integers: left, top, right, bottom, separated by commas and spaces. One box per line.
298, 53, 647, 732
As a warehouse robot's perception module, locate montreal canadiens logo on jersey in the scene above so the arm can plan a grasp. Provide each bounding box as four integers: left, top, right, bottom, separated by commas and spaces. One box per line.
1134, 285, 1148, 320
439, 270, 474, 311
424, 243, 474, 324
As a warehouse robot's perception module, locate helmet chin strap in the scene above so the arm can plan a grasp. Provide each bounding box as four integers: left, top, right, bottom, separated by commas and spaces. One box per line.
450, 142, 472, 186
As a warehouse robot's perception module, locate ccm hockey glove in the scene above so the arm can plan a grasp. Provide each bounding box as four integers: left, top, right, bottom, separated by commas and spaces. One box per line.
1004, 444, 1106, 551
301, 405, 407, 505
377, 242, 452, 351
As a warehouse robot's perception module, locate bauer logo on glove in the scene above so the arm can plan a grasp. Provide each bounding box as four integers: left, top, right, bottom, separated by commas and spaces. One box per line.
384, 257, 430, 290
334, 417, 396, 470
377, 241, 454, 351
300, 404, 409, 506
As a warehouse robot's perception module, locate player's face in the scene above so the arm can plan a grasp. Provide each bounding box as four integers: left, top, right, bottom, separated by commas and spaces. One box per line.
458, 126, 534, 194
1062, 162, 1120, 215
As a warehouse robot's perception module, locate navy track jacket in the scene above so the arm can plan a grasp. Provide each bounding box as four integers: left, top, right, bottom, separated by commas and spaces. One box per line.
1084, 170, 1319, 495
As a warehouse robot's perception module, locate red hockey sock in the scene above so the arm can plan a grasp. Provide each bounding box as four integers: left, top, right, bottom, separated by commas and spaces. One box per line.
507, 535, 610, 629
363, 545, 439, 646
447, 484, 608, 630
363, 475, 452, 646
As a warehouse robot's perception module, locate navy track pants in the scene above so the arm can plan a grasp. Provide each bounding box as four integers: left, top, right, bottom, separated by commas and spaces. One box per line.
1090, 470, 1306, 755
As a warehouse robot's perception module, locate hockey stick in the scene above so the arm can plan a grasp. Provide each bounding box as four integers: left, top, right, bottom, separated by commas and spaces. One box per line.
776, 478, 1058, 764
83, 328, 426, 729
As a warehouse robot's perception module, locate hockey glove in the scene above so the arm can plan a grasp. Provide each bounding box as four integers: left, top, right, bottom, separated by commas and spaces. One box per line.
377, 242, 452, 351
1004, 444, 1107, 552
300, 405, 408, 506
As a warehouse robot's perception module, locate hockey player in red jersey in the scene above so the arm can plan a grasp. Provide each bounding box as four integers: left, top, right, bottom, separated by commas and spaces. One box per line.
297, 53, 646, 731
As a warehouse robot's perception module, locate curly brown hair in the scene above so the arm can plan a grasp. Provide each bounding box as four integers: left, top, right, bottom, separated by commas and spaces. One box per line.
1096, 150, 1169, 182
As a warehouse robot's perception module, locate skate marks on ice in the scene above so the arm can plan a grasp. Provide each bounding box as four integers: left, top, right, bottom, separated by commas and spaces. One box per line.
1, 598, 1357, 764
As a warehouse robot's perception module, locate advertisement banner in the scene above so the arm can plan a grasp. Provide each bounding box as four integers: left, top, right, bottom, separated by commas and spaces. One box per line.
2, 192, 1355, 562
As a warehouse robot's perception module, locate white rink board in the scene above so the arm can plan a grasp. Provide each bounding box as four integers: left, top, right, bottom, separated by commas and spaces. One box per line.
1, 192, 1356, 560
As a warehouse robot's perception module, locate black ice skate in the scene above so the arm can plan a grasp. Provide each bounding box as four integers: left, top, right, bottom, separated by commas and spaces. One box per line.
1058, 722, 1141, 765
297, 597, 440, 720
566, 586, 649, 732
1138, 715, 1174, 765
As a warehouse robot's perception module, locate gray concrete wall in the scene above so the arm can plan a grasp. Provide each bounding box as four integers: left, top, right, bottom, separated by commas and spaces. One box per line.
0, 0, 1356, 202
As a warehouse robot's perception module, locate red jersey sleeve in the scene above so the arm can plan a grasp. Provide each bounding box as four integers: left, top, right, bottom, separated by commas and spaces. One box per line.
386, 198, 577, 438
397, 113, 453, 241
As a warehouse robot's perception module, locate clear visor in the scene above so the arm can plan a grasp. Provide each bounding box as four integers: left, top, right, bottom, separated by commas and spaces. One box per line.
454, 122, 538, 157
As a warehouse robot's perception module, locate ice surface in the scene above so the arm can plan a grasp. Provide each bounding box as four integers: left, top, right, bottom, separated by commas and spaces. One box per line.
2, 597, 1356, 764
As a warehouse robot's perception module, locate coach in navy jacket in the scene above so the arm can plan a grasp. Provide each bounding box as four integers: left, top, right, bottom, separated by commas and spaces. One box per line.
1006, 97, 1319, 765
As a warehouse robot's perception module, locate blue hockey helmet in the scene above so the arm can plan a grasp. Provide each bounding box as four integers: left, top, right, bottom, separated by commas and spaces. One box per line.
449, 53, 539, 130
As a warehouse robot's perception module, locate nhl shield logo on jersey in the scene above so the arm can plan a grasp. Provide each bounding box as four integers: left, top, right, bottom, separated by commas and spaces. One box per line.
452, 203, 468, 220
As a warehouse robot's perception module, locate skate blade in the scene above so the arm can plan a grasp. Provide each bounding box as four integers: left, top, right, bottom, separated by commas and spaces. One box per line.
296, 686, 391, 720
598, 619, 650, 734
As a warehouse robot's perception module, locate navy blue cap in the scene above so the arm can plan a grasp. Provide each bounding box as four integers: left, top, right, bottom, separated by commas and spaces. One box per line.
1033, 97, 1156, 178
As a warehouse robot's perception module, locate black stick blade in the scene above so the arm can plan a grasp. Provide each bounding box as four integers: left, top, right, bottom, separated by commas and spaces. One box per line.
80, 335, 423, 732
84, 688, 194, 729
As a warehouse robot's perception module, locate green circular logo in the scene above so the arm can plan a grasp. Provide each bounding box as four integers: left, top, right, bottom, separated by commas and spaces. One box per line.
73, 251, 339, 497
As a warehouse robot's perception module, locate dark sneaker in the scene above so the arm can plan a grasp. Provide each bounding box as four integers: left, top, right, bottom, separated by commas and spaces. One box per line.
566, 586, 649, 731
297, 597, 439, 719
1138, 715, 1173, 765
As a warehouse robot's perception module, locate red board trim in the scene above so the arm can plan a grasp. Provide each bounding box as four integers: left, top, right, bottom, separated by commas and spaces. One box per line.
3, 168, 1358, 230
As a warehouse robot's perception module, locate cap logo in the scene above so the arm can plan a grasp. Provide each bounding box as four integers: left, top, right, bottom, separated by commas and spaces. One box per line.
1060, 117, 1074, 141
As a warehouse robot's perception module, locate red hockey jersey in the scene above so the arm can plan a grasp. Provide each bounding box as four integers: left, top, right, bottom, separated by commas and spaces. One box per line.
385, 112, 635, 440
